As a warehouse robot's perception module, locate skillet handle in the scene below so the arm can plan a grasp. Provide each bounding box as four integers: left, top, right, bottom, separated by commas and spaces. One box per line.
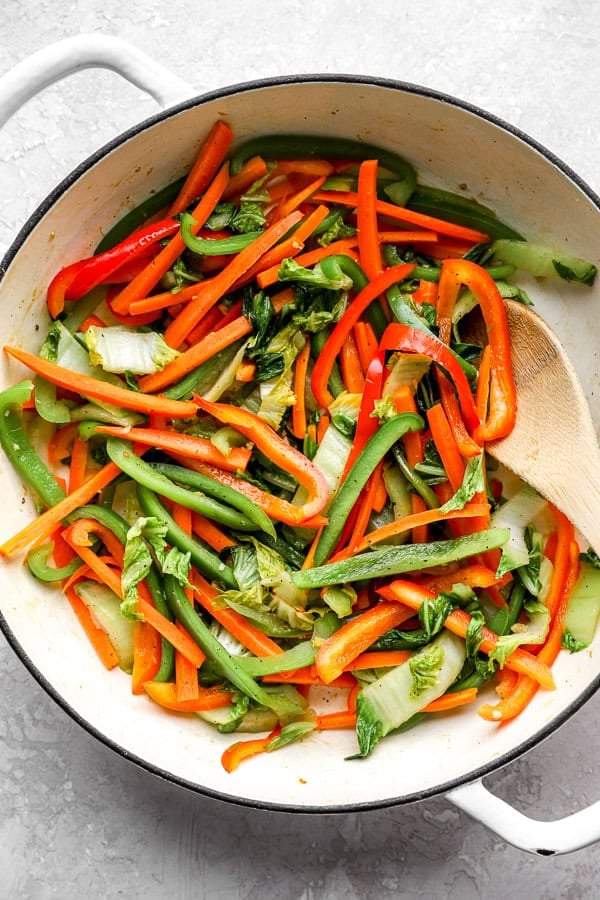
0, 33, 195, 128
446, 779, 600, 855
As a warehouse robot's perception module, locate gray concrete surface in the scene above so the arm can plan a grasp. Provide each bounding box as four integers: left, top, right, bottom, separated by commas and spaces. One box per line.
0, 2, 599, 897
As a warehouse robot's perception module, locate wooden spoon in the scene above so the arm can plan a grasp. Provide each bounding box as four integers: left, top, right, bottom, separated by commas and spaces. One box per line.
487, 299, 600, 552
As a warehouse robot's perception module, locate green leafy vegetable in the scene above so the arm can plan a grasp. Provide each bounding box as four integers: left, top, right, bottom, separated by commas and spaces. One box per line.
440, 453, 485, 512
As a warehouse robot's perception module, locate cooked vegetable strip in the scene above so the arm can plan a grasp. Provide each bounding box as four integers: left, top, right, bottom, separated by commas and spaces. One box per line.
314, 413, 424, 566
357, 159, 383, 281
294, 529, 510, 590
169, 120, 234, 215
96, 426, 251, 473
3, 347, 198, 419
135, 485, 239, 587
315, 601, 415, 684
64, 584, 119, 669
379, 580, 555, 689
353, 502, 491, 552
222, 155, 268, 200
221, 727, 281, 773
164, 212, 303, 349
312, 190, 489, 242
194, 399, 330, 524
380, 324, 480, 432
311, 264, 415, 408
144, 681, 233, 712
0, 461, 121, 557
291, 340, 311, 439
170, 456, 325, 527
0, 382, 66, 509
138, 316, 252, 393
192, 572, 283, 657
150, 462, 275, 537
163, 576, 297, 714
229, 134, 416, 184
437, 259, 516, 442
111, 162, 230, 314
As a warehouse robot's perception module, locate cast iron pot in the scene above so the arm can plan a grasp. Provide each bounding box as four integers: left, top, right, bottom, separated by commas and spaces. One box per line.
0, 35, 599, 855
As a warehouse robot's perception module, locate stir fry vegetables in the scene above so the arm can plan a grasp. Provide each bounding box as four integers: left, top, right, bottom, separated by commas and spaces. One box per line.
1, 121, 598, 771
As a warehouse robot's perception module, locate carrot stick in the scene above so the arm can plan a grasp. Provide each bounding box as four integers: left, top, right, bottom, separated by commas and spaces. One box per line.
175, 622, 202, 702
378, 230, 438, 244
48, 422, 79, 464
394, 385, 429, 543
315, 710, 357, 730
169, 121, 234, 215
222, 155, 268, 200
3, 346, 198, 419
422, 562, 502, 594
311, 190, 489, 243
261, 669, 356, 688
352, 502, 490, 553
315, 601, 415, 684
437, 370, 482, 458
345, 463, 382, 554
277, 176, 327, 218
221, 727, 281, 773
379, 580, 556, 689
357, 159, 383, 281
345, 650, 412, 670
94, 425, 251, 473
422, 687, 478, 713
426, 402, 466, 493
179, 304, 223, 345
111, 162, 230, 314
191, 512, 237, 553
63, 539, 123, 597
137, 316, 252, 393
232, 204, 331, 291
144, 680, 233, 712
0, 461, 120, 557
274, 160, 334, 177
68, 437, 89, 494
131, 621, 162, 694
354, 321, 377, 371
235, 360, 256, 383
192, 572, 283, 657
136, 594, 205, 667
257, 238, 359, 289
164, 211, 303, 349
291, 339, 311, 440
339, 330, 365, 394
316, 413, 329, 445
64, 584, 119, 670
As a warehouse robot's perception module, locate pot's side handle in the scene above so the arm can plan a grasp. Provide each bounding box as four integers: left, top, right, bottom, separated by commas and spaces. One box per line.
447, 779, 600, 855
0, 33, 196, 128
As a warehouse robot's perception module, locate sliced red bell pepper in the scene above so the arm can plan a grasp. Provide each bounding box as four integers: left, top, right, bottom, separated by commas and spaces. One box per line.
437, 259, 516, 442
47, 259, 90, 319
194, 398, 330, 524
380, 323, 480, 433
343, 350, 385, 476
311, 263, 415, 409
46, 217, 181, 319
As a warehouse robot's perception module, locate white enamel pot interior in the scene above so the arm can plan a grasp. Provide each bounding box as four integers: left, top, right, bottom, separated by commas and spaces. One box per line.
2, 63, 600, 835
